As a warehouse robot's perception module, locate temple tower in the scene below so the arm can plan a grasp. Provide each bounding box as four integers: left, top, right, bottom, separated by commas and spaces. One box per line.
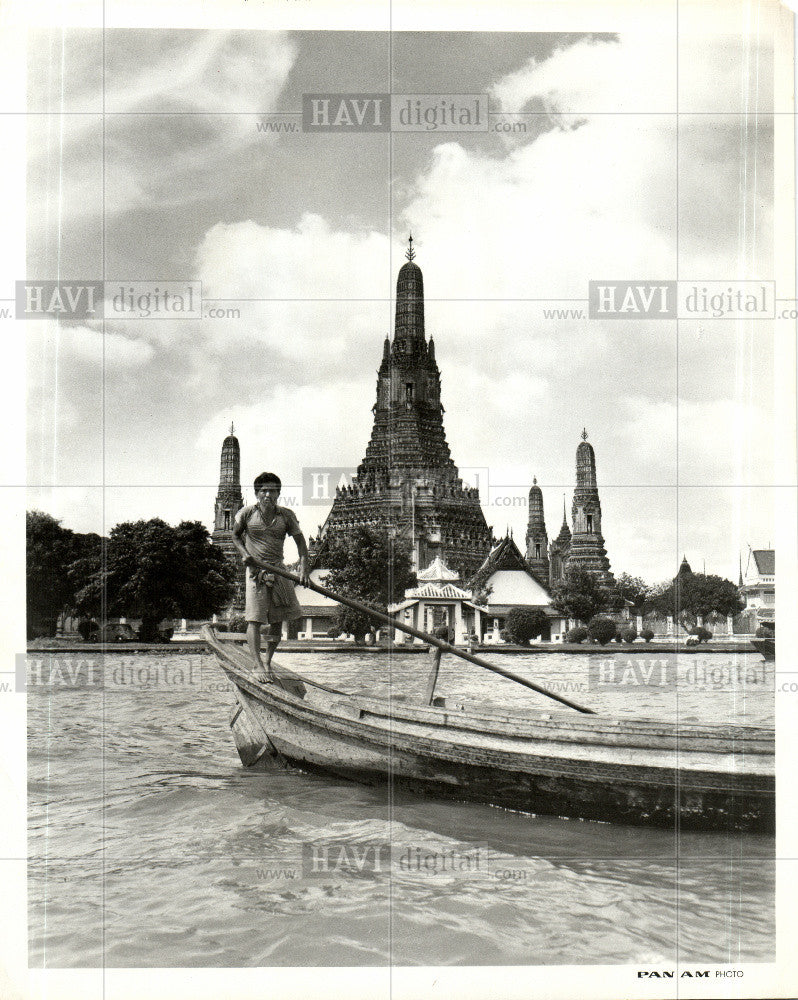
548, 496, 571, 587
566, 429, 613, 585
314, 237, 493, 578
212, 424, 244, 560
525, 477, 549, 585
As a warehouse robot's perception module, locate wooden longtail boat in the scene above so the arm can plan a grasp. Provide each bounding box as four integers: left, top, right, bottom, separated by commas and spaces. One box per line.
203, 570, 774, 834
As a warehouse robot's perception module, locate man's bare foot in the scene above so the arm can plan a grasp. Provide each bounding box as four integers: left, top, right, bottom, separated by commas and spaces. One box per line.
251, 653, 267, 682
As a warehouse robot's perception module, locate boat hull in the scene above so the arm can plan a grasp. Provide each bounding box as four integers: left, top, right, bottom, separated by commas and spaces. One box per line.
205, 629, 774, 833
232, 685, 773, 833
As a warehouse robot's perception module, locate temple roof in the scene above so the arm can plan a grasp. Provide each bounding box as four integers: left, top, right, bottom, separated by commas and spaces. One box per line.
467, 534, 531, 590
405, 581, 472, 600
575, 429, 597, 489
751, 549, 775, 576
397, 258, 422, 278
417, 555, 460, 583
527, 476, 545, 525
554, 497, 571, 544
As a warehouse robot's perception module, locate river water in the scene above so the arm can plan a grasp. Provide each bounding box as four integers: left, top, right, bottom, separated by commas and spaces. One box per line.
27, 648, 774, 967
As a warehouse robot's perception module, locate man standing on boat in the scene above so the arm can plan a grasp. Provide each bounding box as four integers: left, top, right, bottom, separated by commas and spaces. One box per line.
231, 472, 310, 681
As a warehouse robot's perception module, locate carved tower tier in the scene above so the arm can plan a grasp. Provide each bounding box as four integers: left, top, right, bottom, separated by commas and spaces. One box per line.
212, 424, 245, 577
565, 429, 613, 585
548, 496, 572, 587
525, 477, 549, 586
314, 238, 494, 578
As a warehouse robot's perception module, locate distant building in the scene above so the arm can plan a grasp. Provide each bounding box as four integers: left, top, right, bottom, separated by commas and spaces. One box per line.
212, 424, 244, 554
739, 549, 775, 627
548, 497, 572, 588
468, 534, 566, 642
547, 430, 614, 588
388, 555, 482, 643
211, 239, 620, 634
293, 569, 342, 639
524, 478, 549, 586
211, 424, 244, 607
311, 237, 494, 579
389, 538, 572, 644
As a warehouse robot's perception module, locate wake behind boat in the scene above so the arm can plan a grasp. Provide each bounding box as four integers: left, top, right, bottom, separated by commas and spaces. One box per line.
204, 625, 775, 834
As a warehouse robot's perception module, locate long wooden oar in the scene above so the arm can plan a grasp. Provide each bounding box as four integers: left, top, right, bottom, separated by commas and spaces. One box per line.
249, 560, 595, 715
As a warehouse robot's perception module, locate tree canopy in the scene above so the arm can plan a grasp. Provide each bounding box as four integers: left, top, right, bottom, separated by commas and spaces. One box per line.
648, 570, 744, 631
26, 511, 103, 638
505, 607, 549, 645
612, 572, 652, 615
73, 518, 236, 638
321, 527, 416, 640
27, 511, 77, 638
550, 566, 613, 623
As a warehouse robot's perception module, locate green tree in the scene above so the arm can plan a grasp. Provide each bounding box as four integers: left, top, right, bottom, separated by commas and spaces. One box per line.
649, 571, 744, 632
322, 527, 416, 641
69, 532, 104, 619
333, 606, 377, 643
550, 566, 611, 623
26, 511, 76, 638
78, 519, 236, 640
26, 511, 105, 638
612, 572, 652, 615
505, 607, 549, 645
587, 616, 618, 645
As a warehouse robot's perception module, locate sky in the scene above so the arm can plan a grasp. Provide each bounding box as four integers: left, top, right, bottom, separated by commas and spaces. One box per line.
25, 28, 782, 586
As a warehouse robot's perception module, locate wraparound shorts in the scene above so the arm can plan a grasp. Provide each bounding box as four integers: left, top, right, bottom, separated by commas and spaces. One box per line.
244, 566, 303, 625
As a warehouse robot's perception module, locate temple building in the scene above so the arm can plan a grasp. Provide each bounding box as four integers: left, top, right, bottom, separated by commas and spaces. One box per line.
739, 548, 775, 628
311, 238, 494, 578
548, 497, 572, 587
547, 430, 614, 588
388, 543, 568, 644
388, 555, 481, 642
524, 478, 549, 586
211, 425, 245, 607
212, 424, 244, 556
208, 239, 617, 631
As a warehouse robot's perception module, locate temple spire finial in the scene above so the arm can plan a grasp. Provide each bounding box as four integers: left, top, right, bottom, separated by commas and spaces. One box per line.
581, 427, 588, 441
230, 421, 234, 436
406, 233, 415, 261
533, 475, 537, 485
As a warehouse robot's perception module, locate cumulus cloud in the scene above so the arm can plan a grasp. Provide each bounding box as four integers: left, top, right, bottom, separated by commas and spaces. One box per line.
393, 31, 772, 506
402, 125, 676, 302
28, 321, 154, 370
404, 32, 771, 298
104, 31, 297, 117
491, 34, 674, 115
197, 376, 374, 474
194, 213, 391, 355
27, 31, 299, 220
196, 377, 376, 535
